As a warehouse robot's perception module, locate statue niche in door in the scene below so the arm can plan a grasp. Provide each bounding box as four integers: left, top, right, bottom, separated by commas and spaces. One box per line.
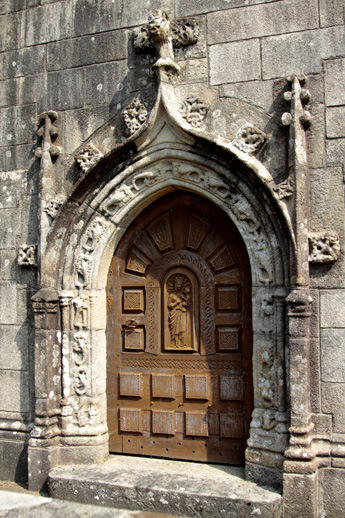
107, 191, 253, 464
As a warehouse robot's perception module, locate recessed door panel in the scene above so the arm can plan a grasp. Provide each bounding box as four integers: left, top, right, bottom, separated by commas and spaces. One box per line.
107, 191, 252, 464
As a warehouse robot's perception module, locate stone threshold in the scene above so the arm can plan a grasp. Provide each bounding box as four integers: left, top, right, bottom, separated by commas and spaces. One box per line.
48, 455, 282, 518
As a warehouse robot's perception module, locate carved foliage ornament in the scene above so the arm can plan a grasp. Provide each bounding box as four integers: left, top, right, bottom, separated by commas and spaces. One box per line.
74, 144, 104, 174
308, 232, 340, 263
179, 96, 209, 128
122, 98, 148, 136
231, 123, 268, 155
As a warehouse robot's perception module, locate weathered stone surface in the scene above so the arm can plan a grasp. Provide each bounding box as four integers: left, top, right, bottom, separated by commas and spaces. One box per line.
283, 473, 318, 518
19, 70, 84, 112
307, 103, 326, 169
0, 0, 25, 15
47, 31, 127, 72
0, 171, 29, 209
176, 0, 279, 17
0, 12, 21, 51
320, 0, 345, 28
85, 61, 128, 107
326, 138, 345, 167
220, 80, 273, 112
326, 106, 345, 138
63, 106, 109, 156
0, 80, 18, 108
24, 1, 73, 46
207, 0, 318, 45
0, 440, 28, 483
0, 371, 29, 413
0, 283, 17, 325
322, 383, 345, 433
0, 145, 34, 173
48, 457, 282, 518
324, 58, 345, 106
0, 325, 29, 371
321, 329, 345, 382
322, 468, 345, 518
310, 167, 344, 233
321, 290, 345, 327
210, 39, 260, 85
0, 209, 20, 249
0, 105, 36, 147
73, 0, 174, 37
262, 25, 345, 79
3, 47, 45, 80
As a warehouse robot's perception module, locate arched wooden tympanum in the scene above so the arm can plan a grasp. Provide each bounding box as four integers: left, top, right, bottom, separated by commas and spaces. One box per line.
106, 191, 253, 464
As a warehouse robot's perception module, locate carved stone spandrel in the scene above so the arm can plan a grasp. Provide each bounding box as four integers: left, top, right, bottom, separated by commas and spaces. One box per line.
308, 232, 340, 263
18, 244, 37, 268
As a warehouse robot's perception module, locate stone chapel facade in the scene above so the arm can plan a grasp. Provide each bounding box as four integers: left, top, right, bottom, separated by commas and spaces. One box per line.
1, 1, 345, 517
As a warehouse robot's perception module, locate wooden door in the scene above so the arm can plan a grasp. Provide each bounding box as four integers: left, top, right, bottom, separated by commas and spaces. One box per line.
106, 191, 253, 464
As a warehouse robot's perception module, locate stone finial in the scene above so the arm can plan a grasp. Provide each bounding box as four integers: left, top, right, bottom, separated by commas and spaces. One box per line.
133, 11, 199, 77
179, 96, 209, 128
18, 244, 37, 268
35, 111, 61, 160
281, 74, 312, 129
122, 97, 148, 135
231, 122, 268, 155
74, 144, 104, 175
308, 232, 340, 263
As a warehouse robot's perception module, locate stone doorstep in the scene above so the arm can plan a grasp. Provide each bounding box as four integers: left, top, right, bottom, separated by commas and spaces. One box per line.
48, 455, 282, 518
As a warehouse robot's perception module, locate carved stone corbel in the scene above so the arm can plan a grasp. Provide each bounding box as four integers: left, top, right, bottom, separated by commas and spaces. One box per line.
308, 231, 340, 263
18, 244, 37, 268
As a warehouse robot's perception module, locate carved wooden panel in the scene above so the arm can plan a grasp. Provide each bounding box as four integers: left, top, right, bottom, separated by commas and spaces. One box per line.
210, 245, 235, 271
123, 289, 145, 312
152, 410, 175, 435
124, 328, 145, 351
219, 375, 243, 401
119, 373, 142, 397
217, 287, 239, 310
119, 408, 142, 433
107, 191, 253, 464
185, 374, 209, 400
147, 212, 173, 251
185, 411, 208, 437
163, 270, 198, 352
217, 327, 240, 351
187, 213, 211, 250
152, 374, 175, 398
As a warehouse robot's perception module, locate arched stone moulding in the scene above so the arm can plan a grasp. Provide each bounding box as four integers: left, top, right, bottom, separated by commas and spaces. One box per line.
31, 87, 295, 490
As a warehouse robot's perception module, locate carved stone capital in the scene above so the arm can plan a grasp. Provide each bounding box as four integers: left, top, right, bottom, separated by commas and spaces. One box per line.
286, 289, 312, 316
308, 231, 340, 263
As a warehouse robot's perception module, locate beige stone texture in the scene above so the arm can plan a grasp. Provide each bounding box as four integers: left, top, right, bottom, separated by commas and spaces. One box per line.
321, 290, 345, 327
322, 383, 345, 433
321, 329, 345, 382
321, 468, 345, 518
209, 39, 261, 85
324, 58, 345, 106
326, 106, 345, 138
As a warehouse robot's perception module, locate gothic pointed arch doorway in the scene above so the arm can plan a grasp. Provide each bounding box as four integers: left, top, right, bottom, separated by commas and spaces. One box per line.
106, 190, 253, 464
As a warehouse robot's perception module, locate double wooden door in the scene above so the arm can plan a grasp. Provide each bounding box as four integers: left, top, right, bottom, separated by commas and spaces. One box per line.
107, 191, 252, 464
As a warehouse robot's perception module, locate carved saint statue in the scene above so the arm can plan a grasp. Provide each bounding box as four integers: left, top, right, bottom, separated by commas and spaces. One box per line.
167, 274, 192, 348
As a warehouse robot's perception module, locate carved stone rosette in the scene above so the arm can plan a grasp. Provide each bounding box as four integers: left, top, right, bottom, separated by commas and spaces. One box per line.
179, 96, 209, 129
231, 122, 268, 155
308, 232, 340, 263
74, 144, 104, 174
18, 244, 37, 268
122, 98, 148, 136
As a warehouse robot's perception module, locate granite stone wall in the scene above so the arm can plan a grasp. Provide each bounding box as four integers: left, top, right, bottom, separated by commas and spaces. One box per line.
1, 0, 345, 515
